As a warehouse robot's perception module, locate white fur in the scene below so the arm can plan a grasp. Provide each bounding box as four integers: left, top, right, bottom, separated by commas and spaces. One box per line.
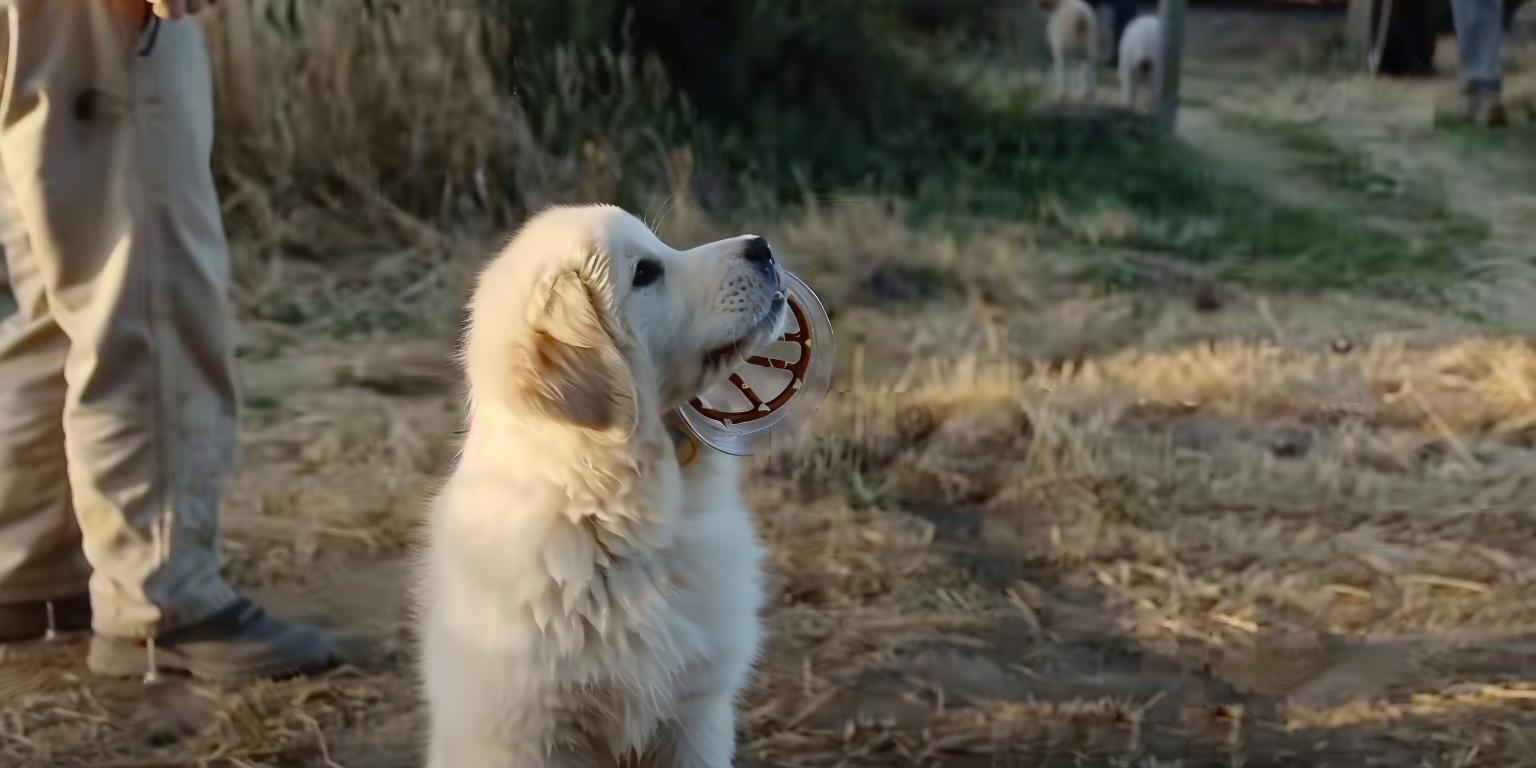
1118, 15, 1162, 114
419, 205, 785, 768
1041, 0, 1099, 104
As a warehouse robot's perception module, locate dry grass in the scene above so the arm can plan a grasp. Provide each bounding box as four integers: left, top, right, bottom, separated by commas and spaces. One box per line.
12, 190, 1536, 766
5, 6, 1536, 768
207, 0, 509, 241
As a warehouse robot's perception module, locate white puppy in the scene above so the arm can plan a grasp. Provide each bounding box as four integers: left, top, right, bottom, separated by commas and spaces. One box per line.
419, 205, 785, 768
1039, 0, 1099, 104
1118, 15, 1162, 114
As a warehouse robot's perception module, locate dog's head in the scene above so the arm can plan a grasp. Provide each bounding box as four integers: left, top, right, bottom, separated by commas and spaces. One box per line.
466, 205, 787, 441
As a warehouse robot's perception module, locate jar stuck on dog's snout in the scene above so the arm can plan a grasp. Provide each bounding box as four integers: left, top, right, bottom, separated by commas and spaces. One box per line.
679, 269, 834, 456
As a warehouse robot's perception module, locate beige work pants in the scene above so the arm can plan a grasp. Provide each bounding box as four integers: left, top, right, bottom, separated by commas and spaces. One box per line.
0, 0, 238, 638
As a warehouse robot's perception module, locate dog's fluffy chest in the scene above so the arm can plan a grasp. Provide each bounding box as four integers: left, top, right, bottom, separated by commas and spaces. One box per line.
422, 444, 762, 759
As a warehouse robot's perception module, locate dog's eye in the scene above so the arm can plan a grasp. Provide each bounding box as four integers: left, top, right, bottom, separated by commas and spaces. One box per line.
632, 258, 664, 288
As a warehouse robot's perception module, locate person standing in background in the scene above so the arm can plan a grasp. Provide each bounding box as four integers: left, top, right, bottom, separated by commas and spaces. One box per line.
0, 0, 336, 679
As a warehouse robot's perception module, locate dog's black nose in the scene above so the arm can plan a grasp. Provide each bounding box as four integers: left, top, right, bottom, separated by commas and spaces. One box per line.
742, 236, 774, 265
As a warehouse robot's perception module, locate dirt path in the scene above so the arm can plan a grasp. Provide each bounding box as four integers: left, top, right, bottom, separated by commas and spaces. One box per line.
1180, 7, 1536, 333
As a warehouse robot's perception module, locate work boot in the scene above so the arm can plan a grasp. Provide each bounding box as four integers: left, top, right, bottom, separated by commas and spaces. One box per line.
1468, 91, 1509, 127
87, 597, 338, 681
0, 594, 92, 643
1437, 89, 1508, 128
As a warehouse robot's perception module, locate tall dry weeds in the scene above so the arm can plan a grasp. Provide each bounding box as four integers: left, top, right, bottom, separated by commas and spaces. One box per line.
200, 0, 697, 334
205, 0, 510, 240
204, 0, 685, 252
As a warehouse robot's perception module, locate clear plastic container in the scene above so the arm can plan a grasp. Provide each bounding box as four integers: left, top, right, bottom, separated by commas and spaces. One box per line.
678, 269, 834, 456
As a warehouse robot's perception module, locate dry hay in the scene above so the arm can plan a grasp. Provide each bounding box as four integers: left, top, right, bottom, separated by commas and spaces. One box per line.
7, 189, 1536, 766
736, 325, 1536, 767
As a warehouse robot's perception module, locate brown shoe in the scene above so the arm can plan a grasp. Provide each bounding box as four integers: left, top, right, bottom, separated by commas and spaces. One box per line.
0, 594, 92, 643
87, 597, 338, 681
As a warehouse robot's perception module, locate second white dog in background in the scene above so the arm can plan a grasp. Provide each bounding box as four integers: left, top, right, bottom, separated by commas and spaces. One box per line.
1118, 15, 1163, 114
1040, 0, 1099, 104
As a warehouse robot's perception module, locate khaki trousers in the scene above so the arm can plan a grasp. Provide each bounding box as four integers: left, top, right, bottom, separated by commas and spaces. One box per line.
0, 0, 238, 638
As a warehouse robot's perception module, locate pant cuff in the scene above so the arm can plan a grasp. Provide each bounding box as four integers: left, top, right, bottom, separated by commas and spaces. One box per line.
0, 577, 91, 604
91, 579, 240, 639
1465, 78, 1503, 96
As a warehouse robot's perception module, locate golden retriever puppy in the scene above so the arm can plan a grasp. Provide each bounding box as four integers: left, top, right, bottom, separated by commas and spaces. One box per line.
419, 205, 787, 768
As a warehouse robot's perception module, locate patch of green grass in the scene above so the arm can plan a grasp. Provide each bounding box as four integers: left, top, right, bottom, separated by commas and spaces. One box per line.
1265, 124, 1398, 197
902, 120, 1461, 290
1438, 122, 1536, 176
241, 392, 284, 427
1258, 118, 1487, 259
1138, 114, 1491, 288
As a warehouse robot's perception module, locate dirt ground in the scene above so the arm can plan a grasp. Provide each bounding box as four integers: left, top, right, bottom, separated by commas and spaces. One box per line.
6, 6, 1536, 768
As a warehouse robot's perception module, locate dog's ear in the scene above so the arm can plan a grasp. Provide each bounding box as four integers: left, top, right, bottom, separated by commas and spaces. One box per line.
518, 264, 638, 439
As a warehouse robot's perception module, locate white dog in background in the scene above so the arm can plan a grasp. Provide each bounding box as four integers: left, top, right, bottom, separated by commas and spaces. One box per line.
1040, 0, 1099, 104
1118, 15, 1163, 114
419, 205, 786, 768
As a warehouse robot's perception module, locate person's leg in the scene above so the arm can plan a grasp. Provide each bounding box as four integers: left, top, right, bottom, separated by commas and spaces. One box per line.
0, 107, 93, 639
1448, 0, 1507, 125
0, 1, 332, 677
1451, 0, 1505, 95
0, 0, 238, 640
